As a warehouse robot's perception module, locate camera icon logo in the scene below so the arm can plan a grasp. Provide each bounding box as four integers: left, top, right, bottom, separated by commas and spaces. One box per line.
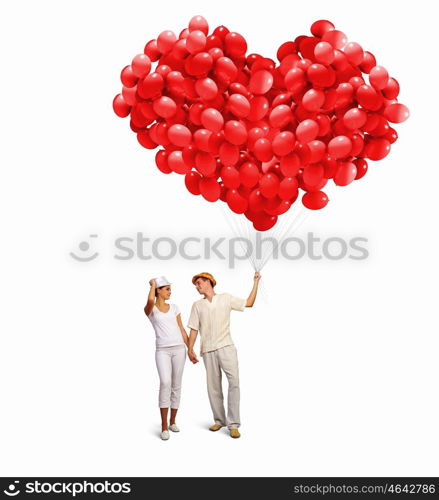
3, 481, 20, 496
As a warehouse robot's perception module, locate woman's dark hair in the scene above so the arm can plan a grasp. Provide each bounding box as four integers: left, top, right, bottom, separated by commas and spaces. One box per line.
155, 285, 167, 297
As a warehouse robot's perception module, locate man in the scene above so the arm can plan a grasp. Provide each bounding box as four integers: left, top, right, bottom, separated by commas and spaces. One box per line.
187, 271, 261, 439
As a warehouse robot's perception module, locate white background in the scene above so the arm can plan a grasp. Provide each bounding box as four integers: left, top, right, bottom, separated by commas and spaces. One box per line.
1, 0, 438, 477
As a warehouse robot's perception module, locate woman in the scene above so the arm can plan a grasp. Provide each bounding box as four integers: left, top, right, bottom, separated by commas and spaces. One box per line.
144, 276, 194, 440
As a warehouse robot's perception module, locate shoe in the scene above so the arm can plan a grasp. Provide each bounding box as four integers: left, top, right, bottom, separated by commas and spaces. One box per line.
169, 424, 180, 432
160, 430, 170, 440
209, 424, 223, 431
229, 428, 241, 439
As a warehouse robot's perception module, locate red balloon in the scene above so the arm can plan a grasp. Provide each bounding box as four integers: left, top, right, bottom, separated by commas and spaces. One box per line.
264, 197, 292, 216
137, 130, 157, 149
280, 152, 301, 177
334, 161, 357, 186
226, 189, 248, 213
310, 20, 335, 37
382, 78, 400, 100
343, 42, 363, 66
279, 177, 299, 201
308, 140, 326, 163
188, 52, 213, 75
384, 103, 410, 123
182, 146, 196, 167
144, 39, 161, 61
156, 64, 172, 78
249, 70, 274, 95
113, 94, 131, 117
155, 150, 172, 174
385, 127, 398, 144
168, 124, 192, 147
186, 30, 207, 53
314, 42, 334, 64
131, 54, 152, 78
365, 138, 391, 160
272, 131, 295, 156
228, 94, 251, 118
335, 82, 354, 107
195, 151, 216, 176
343, 107, 367, 129
157, 30, 177, 54
307, 64, 335, 87
188, 15, 209, 35
328, 136, 352, 159
224, 120, 248, 145
321, 29, 348, 49
193, 129, 212, 151
219, 141, 239, 166
224, 32, 248, 57
213, 25, 230, 39
253, 212, 277, 231
215, 57, 238, 82
229, 82, 251, 97
185, 171, 202, 194
359, 51, 376, 73
168, 150, 190, 174
303, 164, 324, 185
201, 108, 224, 132
354, 158, 368, 180
253, 138, 273, 162
296, 119, 319, 143
121, 66, 138, 88
248, 96, 269, 121
240, 161, 260, 187
284, 68, 306, 94
369, 65, 389, 90
314, 114, 331, 136
302, 88, 325, 111
200, 177, 221, 201
356, 84, 383, 111
221, 166, 240, 189
153, 96, 177, 118
195, 77, 218, 100
302, 191, 329, 210
350, 133, 365, 156
277, 41, 297, 62
259, 173, 279, 198
269, 104, 293, 128
137, 72, 164, 99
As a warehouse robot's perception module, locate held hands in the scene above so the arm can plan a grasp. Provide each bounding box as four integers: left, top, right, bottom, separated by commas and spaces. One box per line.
188, 350, 199, 364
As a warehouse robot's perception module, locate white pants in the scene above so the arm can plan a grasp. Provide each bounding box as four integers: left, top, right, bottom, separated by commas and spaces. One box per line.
155, 344, 186, 409
203, 344, 240, 429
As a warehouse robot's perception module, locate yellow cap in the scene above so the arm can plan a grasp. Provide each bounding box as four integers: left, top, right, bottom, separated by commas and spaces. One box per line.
192, 272, 216, 287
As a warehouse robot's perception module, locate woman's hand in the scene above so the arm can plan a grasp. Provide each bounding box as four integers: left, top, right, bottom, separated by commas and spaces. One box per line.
188, 350, 199, 364
254, 271, 261, 282
149, 279, 156, 287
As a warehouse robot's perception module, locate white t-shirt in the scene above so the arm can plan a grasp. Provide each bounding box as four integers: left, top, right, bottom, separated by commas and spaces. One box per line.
147, 303, 184, 348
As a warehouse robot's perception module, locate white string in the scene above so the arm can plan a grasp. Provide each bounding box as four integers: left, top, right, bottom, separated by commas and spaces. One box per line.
219, 180, 337, 271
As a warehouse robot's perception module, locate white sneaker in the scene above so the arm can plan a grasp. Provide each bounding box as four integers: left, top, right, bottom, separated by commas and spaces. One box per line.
169, 424, 180, 432
160, 430, 170, 440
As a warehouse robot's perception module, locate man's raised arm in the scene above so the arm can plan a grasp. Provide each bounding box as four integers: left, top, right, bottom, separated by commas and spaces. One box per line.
246, 272, 261, 307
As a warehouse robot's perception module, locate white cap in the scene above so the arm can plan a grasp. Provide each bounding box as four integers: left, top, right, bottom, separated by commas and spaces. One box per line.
153, 276, 171, 288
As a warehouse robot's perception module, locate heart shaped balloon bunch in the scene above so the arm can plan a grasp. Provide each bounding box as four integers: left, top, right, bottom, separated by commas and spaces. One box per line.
113, 16, 409, 231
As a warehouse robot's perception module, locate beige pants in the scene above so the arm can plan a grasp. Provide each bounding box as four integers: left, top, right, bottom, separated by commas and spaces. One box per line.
203, 344, 240, 429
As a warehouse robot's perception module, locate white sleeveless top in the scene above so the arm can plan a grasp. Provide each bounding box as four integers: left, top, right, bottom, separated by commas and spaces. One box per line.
147, 303, 184, 348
